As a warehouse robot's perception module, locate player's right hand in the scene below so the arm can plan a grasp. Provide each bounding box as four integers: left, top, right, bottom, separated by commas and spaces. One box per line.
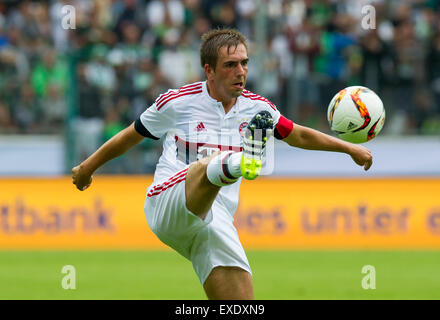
348, 144, 373, 171
72, 165, 93, 191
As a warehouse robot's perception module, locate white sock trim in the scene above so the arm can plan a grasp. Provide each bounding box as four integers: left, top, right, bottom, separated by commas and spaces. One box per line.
206, 151, 241, 187
228, 151, 242, 178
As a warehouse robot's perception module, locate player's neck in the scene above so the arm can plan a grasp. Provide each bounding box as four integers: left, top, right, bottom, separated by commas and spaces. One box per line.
206, 80, 236, 114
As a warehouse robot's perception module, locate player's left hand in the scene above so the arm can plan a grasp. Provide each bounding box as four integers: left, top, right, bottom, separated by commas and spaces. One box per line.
348, 144, 373, 171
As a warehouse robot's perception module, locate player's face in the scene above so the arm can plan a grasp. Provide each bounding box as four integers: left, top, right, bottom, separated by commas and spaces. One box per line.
211, 43, 248, 98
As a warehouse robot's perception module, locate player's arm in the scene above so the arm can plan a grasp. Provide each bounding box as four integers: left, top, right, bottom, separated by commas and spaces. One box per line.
72, 122, 145, 191
281, 122, 373, 171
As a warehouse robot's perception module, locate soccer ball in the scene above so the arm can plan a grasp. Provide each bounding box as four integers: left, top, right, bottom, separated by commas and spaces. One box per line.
327, 86, 385, 143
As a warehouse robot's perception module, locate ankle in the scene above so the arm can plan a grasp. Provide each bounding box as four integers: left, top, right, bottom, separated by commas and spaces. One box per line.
206, 151, 241, 187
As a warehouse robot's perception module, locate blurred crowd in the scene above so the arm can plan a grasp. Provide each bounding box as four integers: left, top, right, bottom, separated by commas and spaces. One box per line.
1, 0, 440, 170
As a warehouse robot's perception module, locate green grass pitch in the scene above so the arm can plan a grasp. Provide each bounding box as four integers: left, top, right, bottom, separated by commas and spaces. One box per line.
0, 250, 439, 299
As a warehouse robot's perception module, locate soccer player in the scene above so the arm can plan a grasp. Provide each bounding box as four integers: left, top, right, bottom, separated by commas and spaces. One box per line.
72, 29, 372, 300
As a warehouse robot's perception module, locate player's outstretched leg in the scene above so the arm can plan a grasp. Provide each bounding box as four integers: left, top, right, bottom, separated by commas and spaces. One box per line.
185, 111, 274, 218
205, 110, 275, 185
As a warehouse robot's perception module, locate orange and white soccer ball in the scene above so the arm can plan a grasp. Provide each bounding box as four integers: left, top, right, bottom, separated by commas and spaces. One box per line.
327, 86, 386, 143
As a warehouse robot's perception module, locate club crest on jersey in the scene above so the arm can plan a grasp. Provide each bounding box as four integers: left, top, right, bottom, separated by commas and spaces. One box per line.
238, 121, 249, 137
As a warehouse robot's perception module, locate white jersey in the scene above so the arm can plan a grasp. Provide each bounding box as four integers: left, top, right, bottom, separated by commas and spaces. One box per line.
137, 81, 282, 216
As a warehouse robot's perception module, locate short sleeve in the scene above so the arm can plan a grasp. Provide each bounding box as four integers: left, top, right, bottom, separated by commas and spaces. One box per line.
256, 100, 281, 127
137, 102, 176, 139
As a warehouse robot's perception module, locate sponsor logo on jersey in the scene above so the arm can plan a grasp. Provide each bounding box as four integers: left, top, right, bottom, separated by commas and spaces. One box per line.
195, 122, 207, 132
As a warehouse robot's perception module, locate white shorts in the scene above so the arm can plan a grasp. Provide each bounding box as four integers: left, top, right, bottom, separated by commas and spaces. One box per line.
144, 167, 251, 285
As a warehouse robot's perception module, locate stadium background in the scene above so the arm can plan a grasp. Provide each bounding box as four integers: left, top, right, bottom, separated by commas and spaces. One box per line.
0, 0, 439, 299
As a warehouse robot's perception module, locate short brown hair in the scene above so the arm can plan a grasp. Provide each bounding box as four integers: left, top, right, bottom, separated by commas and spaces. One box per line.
200, 28, 248, 69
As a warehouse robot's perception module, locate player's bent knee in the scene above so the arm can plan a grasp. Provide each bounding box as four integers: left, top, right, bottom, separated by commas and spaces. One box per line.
186, 150, 222, 185
203, 266, 254, 300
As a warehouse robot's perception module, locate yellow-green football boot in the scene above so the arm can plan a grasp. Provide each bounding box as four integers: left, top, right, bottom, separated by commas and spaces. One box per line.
241, 111, 274, 180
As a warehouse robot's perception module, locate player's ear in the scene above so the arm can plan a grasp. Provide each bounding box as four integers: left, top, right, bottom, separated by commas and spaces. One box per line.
204, 63, 215, 80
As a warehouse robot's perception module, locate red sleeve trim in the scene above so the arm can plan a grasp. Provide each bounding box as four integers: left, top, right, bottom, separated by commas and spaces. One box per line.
274, 115, 294, 140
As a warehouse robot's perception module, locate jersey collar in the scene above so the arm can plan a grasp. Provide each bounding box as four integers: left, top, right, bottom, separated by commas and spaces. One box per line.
202, 81, 241, 114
